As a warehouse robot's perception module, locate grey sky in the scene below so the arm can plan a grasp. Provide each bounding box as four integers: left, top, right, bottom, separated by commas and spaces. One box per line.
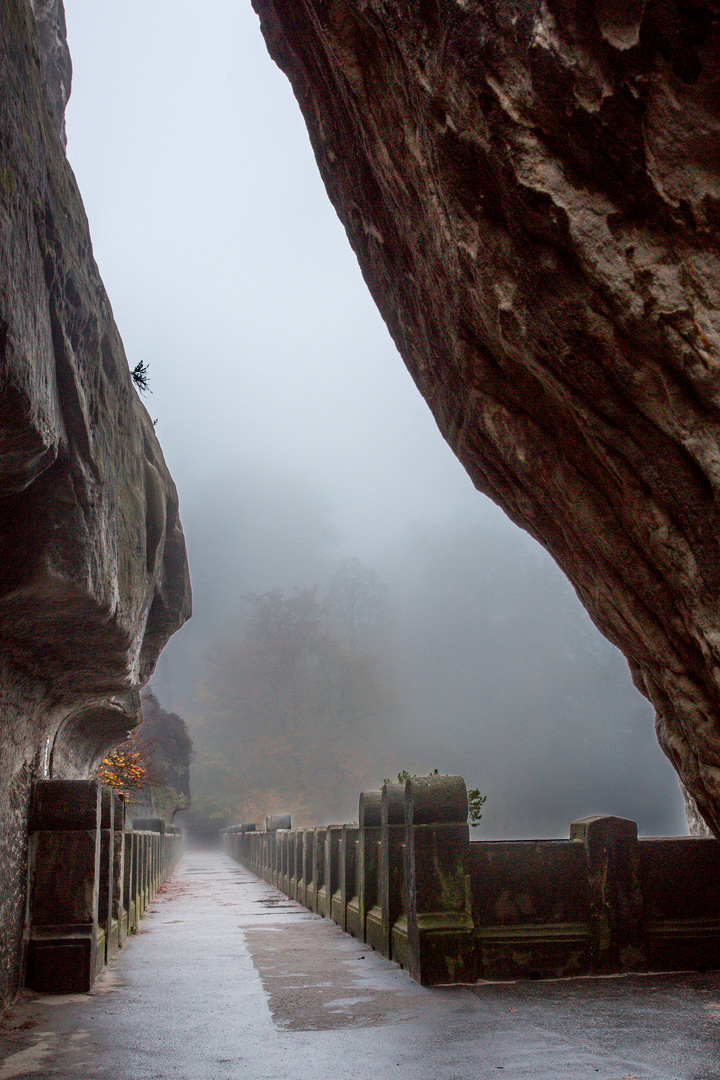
63, 0, 488, 558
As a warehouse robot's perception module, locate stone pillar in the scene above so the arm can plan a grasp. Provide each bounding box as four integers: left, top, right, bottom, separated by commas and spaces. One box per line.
138, 832, 148, 916
379, 783, 405, 960
277, 831, 287, 893
134, 818, 164, 899
25, 780, 105, 993
259, 830, 267, 880
346, 791, 381, 942
307, 828, 325, 914
301, 829, 313, 909
267, 815, 291, 888
365, 788, 392, 953
111, 795, 125, 950
396, 774, 476, 985
321, 825, 342, 920
98, 787, 115, 962
333, 824, 357, 931
123, 828, 135, 934
251, 829, 259, 876
288, 831, 298, 900
570, 815, 643, 972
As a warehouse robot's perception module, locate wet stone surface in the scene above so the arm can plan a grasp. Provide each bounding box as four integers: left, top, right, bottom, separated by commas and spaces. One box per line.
2, 851, 720, 1078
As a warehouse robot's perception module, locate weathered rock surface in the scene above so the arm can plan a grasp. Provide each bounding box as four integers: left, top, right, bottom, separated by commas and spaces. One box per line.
0, 0, 190, 1006
252, 0, 720, 830
29, 0, 71, 145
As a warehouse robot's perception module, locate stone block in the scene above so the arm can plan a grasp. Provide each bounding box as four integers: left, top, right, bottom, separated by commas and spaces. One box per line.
288, 831, 298, 901
372, 783, 404, 960
346, 791, 380, 943
570, 815, 643, 973
471, 838, 592, 978
266, 814, 291, 831
396, 775, 476, 985
25, 780, 104, 993
320, 826, 342, 921
332, 825, 357, 931
99, 787, 114, 962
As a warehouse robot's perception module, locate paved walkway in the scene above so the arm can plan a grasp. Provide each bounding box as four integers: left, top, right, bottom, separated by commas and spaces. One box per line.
2, 851, 720, 1079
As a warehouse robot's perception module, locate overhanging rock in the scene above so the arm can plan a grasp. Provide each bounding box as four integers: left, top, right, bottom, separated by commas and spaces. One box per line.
0, 0, 190, 1006
252, 0, 720, 831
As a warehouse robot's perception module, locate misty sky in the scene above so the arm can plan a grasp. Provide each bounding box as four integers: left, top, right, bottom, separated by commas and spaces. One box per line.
62, 0, 484, 552
61, 0, 687, 835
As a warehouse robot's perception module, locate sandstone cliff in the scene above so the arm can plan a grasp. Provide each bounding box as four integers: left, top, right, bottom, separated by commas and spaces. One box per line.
0, 0, 190, 1005
252, 0, 720, 831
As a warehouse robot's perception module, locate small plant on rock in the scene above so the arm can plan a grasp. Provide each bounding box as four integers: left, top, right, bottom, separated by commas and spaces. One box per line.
382, 769, 486, 827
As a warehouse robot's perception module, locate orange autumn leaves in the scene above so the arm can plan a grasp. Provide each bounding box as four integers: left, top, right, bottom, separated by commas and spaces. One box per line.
99, 734, 163, 799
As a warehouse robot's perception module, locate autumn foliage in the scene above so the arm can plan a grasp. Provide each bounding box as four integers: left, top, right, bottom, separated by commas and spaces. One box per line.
98, 693, 193, 810
98, 733, 163, 799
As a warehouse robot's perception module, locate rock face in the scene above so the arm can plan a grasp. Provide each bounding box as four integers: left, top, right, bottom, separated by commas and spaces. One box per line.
0, 0, 190, 1006
29, 0, 71, 145
252, 0, 720, 829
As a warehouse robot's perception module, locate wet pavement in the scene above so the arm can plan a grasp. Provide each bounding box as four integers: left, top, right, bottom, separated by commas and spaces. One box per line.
2, 850, 720, 1079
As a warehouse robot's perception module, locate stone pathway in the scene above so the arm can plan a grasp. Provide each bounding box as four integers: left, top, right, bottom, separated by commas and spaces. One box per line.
2, 850, 720, 1079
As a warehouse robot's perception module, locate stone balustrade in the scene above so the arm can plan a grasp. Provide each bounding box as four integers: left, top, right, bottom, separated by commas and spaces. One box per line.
224, 776, 720, 985
24, 780, 184, 994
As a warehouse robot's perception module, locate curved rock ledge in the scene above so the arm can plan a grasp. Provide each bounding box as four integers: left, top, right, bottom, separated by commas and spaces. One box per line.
0, 0, 190, 1005
252, 0, 720, 830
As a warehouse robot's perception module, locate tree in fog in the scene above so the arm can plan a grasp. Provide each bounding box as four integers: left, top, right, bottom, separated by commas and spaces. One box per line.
324, 557, 390, 649
193, 575, 396, 825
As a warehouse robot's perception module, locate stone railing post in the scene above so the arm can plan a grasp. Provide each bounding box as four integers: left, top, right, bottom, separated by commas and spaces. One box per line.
123, 826, 135, 933
112, 794, 126, 950
307, 828, 326, 913
278, 831, 288, 893
346, 791, 381, 942
374, 783, 405, 960
570, 815, 643, 972
366, 786, 402, 955
98, 787, 115, 963
242, 828, 250, 870
133, 818, 165, 903
288, 830, 298, 900
139, 831, 148, 917
301, 829, 313, 908
396, 774, 476, 985
266, 815, 291, 888
25, 780, 105, 993
129, 830, 140, 923
321, 825, 342, 920
333, 824, 357, 931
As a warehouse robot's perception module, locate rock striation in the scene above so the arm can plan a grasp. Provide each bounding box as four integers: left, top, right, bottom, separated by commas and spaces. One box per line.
0, 0, 190, 1006
252, 0, 720, 830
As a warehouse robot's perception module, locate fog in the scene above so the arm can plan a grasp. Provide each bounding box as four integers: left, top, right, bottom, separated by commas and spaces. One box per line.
63, 0, 686, 836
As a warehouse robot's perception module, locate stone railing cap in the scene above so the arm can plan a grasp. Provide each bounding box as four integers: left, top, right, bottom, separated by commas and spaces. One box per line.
359, 790, 382, 827
405, 774, 467, 825
30, 779, 100, 831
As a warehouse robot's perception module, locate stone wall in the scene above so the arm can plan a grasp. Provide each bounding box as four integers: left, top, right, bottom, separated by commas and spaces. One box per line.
24, 780, 183, 993
226, 775, 720, 985
0, 0, 190, 1008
